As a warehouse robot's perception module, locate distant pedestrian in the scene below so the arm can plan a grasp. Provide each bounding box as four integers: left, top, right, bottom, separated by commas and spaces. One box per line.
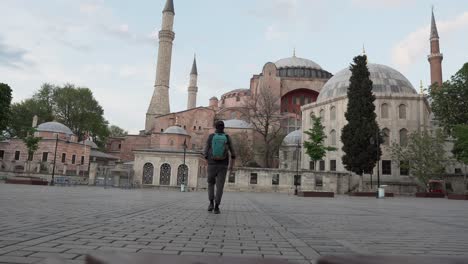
204, 120, 236, 214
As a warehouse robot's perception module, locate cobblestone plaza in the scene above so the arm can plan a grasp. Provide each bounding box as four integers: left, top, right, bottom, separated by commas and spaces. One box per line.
1, 184, 468, 264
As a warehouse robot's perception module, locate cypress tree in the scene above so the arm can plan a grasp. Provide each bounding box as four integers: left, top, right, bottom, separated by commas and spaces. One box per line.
341, 55, 382, 176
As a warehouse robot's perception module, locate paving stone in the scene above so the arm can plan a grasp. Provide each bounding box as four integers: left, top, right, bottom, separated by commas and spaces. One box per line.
1, 184, 468, 264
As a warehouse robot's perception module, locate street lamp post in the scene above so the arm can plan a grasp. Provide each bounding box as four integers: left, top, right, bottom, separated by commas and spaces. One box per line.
295, 141, 300, 195
371, 130, 381, 198
181, 139, 187, 192
50, 134, 58, 186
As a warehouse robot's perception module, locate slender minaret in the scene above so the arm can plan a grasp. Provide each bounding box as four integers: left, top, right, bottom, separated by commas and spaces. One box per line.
187, 55, 198, 110
428, 7, 443, 87
146, 0, 175, 131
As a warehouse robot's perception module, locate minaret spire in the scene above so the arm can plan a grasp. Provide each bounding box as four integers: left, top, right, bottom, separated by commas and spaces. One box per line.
146, 0, 176, 131
187, 54, 198, 110
428, 6, 443, 87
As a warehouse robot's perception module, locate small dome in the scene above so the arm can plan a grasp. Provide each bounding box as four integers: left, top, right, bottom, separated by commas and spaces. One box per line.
210, 96, 219, 101
37, 122, 73, 135
317, 63, 416, 103
80, 139, 98, 149
283, 130, 302, 146
275, 56, 322, 70
164, 126, 188, 135
223, 119, 252, 129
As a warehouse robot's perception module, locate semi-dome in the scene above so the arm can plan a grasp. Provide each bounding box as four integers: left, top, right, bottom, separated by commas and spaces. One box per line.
164, 126, 188, 135
223, 119, 252, 129
317, 63, 416, 103
283, 130, 302, 146
275, 56, 322, 70
37, 122, 73, 135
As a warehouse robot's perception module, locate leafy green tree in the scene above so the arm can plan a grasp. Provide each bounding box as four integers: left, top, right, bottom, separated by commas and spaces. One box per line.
390, 130, 447, 191
304, 116, 336, 170
8, 83, 109, 147
109, 125, 128, 137
53, 84, 109, 142
429, 63, 468, 132
22, 129, 42, 173
0, 83, 13, 138
453, 125, 468, 193
341, 55, 382, 177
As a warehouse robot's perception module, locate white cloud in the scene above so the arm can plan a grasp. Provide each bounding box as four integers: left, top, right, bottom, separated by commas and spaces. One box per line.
265, 25, 287, 41
392, 11, 468, 71
79, 3, 101, 15
351, 0, 414, 8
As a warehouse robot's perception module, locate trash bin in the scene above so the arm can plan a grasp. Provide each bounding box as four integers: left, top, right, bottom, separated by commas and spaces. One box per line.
378, 186, 385, 198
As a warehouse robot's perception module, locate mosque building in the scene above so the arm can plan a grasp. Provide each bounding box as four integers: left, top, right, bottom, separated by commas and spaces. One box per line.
103, 0, 457, 192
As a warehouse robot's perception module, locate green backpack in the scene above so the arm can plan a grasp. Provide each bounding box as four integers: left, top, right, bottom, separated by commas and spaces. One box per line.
211, 133, 228, 160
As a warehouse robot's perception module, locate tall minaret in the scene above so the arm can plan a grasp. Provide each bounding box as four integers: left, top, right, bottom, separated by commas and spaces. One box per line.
187, 55, 198, 110
146, 0, 175, 131
428, 7, 443, 87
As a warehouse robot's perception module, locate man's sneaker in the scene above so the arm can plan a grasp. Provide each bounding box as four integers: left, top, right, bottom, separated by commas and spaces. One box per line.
208, 202, 214, 212
214, 205, 220, 214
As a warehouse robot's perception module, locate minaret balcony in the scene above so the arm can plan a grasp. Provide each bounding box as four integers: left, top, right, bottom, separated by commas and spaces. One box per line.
427, 53, 443, 59
159, 30, 175, 40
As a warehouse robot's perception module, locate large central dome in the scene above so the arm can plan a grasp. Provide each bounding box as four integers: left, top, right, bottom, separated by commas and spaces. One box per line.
317, 63, 416, 103
275, 56, 322, 70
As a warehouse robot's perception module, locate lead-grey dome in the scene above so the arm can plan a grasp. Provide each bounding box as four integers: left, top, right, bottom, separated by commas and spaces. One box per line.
317, 63, 416, 103
37, 122, 73, 135
164, 126, 188, 135
283, 130, 302, 146
223, 119, 252, 129
275, 56, 322, 70
80, 139, 98, 149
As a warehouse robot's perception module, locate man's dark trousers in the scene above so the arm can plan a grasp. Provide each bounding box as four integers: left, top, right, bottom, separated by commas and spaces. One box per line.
207, 164, 228, 205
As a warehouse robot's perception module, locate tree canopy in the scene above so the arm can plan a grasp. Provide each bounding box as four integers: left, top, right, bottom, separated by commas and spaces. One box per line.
304, 116, 336, 170
8, 83, 109, 147
109, 125, 128, 138
453, 125, 468, 165
0, 83, 13, 137
341, 55, 382, 176
390, 130, 447, 190
242, 87, 284, 168
429, 62, 468, 132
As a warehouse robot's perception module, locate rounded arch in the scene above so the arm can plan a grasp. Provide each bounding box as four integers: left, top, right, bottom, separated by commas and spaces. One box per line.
399, 104, 407, 119
382, 128, 391, 146
177, 164, 189, 186
159, 163, 171, 185
381, 103, 389, 119
281, 88, 319, 114
399, 128, 408, 146
330, 106, 336, 121
142, 163, 154, 185
319, 109, 325, 121
330, 130, 337, 146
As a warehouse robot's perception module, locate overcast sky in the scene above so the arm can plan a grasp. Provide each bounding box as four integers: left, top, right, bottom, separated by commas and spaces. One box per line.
1, 0, 467, 134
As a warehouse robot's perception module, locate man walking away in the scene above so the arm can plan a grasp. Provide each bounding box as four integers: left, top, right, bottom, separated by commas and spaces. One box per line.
204, 120, 236, 214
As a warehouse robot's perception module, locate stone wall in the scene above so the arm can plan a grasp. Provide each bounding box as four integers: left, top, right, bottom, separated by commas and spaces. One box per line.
224, 167, 351, 194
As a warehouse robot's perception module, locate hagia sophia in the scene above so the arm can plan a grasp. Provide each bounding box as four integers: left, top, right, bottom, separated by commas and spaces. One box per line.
2, 0, 463, 194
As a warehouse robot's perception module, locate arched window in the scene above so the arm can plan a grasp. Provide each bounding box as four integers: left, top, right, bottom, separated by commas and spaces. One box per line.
399, 104, 407, 119
177, 164, 188, 186
330, 106, 336, 121
400, 128, 408, 146
330, 130, 337, 146
381, 103, 389, 119
382, 128, 390, 146
142, 163, 154, 185
160, 163, 171, 185
319, 109, 325, 121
